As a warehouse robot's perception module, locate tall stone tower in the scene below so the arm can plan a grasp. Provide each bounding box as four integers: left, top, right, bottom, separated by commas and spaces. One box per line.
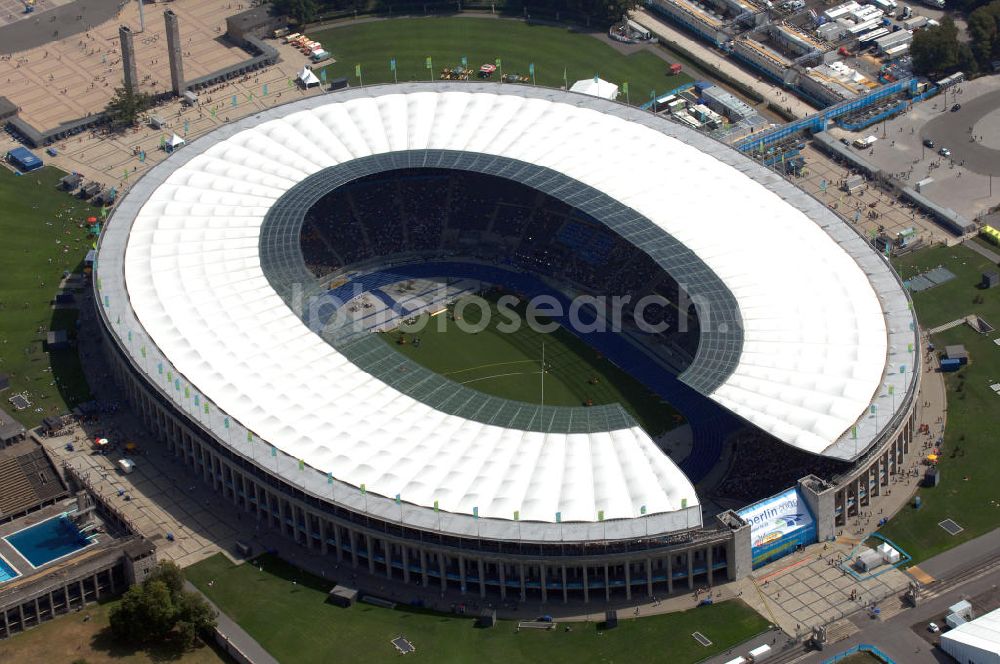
119, 25, 139, 93
164, 9, 185, 96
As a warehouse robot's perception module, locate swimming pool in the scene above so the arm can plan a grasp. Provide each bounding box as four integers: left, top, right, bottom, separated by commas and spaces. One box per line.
0, 555, 18, 583
4, 514, 95, 568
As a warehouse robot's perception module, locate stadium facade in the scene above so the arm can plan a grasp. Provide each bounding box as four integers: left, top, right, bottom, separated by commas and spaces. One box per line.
94, 83, 919, 601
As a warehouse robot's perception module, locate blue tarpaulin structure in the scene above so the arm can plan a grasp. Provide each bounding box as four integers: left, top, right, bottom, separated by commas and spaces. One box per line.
6, 147, 43, 172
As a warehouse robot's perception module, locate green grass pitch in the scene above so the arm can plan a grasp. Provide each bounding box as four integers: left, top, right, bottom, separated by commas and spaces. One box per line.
0, 165, 93, 427
380, 296, 683, 436
311, 17, 694, 101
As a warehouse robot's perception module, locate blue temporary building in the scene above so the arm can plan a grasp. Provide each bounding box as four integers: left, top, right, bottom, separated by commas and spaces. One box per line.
6, 147, 43, 172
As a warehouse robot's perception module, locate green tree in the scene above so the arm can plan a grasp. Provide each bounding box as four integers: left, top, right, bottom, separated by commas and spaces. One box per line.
108, 562, 216, 649
104, 87, 153, 131
911, 16, 964, 77
109, 580, 176, 644
967, 0, 1000, 69
272, 0, 320, 23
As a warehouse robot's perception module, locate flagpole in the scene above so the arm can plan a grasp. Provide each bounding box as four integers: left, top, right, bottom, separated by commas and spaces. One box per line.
540, 341, 545, 408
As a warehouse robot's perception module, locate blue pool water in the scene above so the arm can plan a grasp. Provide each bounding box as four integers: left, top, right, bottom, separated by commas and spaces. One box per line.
0, 556, 18, 583
5, 515, 93, 568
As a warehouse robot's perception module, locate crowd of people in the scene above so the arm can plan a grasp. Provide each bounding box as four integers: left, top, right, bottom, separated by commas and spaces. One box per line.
298, 168, 702, 352
715, 430, 849, 504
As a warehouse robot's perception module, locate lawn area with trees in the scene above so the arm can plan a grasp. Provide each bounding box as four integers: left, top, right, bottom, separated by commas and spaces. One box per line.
0, 165, 93, 428
186, 553, 771, 664
879, 244, 1000, 561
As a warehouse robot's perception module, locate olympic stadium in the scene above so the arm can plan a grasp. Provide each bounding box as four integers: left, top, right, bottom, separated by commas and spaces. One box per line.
94, 82, 920, 602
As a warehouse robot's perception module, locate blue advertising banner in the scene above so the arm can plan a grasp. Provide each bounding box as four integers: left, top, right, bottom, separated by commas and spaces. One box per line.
737, 487, 817, 569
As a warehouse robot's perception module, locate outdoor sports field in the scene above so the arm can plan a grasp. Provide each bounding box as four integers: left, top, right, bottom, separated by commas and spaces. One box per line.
0, 166, 92, 428
380, 296, 683, 436
878, 244, 1000, 562
186, 553, 770, 664
311, 17, 694, 102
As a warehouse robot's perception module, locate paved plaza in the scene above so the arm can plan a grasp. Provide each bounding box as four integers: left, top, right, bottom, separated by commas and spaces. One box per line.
0, 0, 249, 129
0, 0, 74, 29
832, 74, 1000, 222
796, 143, 955, 246
748, 545, 911, 637
0, 8, 325, 195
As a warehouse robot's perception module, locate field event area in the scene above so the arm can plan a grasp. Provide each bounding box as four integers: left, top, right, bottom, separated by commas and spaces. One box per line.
380, 293, 684, 435
312, 17, 693, 98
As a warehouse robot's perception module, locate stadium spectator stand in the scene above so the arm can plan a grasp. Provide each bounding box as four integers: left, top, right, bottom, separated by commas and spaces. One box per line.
0, 440, 68, 522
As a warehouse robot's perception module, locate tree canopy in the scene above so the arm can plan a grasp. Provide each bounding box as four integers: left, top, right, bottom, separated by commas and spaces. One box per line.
109, 561, 216, 650
104, 87, 153, 131
967, 0, 1000, 69
910, 16, 977, 77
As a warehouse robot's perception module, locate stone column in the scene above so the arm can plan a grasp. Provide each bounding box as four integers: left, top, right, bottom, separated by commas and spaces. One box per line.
478, 559, 486, 598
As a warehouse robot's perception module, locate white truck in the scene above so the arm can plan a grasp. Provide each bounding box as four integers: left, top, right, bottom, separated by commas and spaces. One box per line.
921, 0, 944, 8
874, 0, 898, 16
853, 135, 878, 149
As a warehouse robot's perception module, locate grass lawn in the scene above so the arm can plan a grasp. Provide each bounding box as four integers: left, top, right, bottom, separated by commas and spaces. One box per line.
836, 652, 884, 663
311, 17, 693, 101
0, 598, 229, 664
186, 553, 770, 664
878, 244, 1000, 562
381, 295, 683, 435
0, 166, 93, 428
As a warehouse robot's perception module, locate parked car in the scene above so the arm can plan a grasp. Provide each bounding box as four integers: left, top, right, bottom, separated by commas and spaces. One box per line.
951, 103, 961, 112
939, 147, 951, 157
928, 622, 940, 633
922, 138, 935, 148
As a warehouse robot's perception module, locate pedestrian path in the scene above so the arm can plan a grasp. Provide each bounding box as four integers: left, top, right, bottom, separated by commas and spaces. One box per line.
185, 580, 280, 664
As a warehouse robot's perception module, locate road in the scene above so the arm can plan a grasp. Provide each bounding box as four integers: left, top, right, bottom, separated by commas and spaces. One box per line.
0, 0, 121, 55
923, 88, 1000, 177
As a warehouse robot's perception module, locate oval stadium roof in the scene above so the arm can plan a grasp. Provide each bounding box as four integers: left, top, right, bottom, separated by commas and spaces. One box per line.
96, 83, 917, 539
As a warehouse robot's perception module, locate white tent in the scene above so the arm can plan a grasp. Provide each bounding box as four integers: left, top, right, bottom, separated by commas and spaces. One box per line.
166, 134, 185, 152
297, 66, 320, 88
940, 606, 1000, 663
570, 77, 619, 100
